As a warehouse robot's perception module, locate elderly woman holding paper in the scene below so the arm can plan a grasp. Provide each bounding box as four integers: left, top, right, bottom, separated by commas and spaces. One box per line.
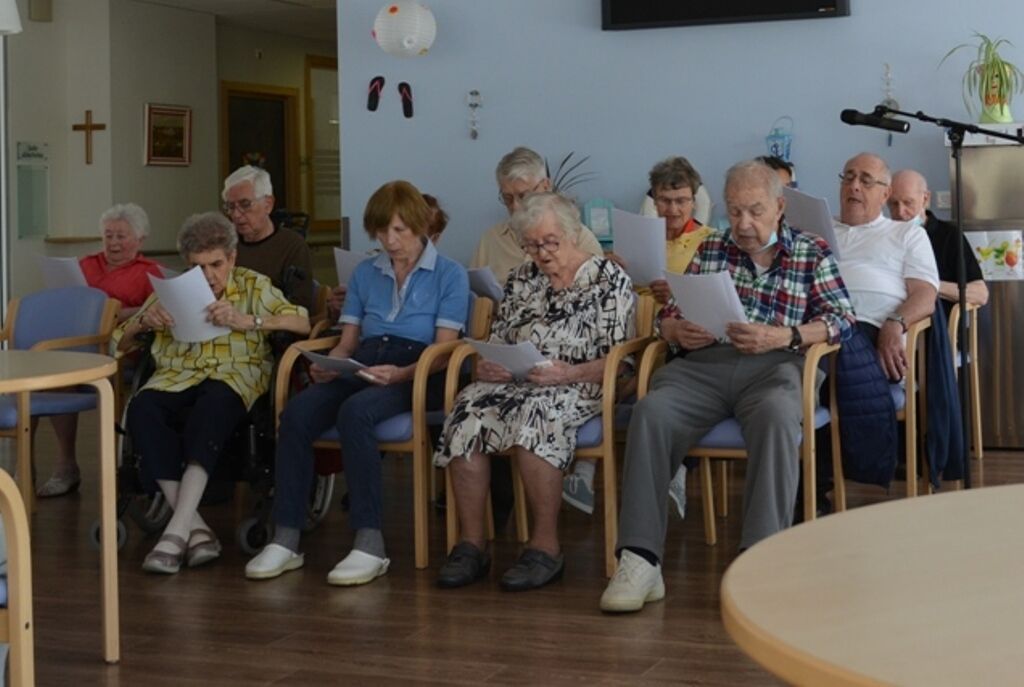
244, 180, 468, 586
433, 192, 634, 592
116, 212, 309, 574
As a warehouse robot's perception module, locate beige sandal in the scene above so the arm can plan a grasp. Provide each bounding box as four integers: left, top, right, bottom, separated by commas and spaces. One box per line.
142, 533, 187, 574
186, 528, 222, 568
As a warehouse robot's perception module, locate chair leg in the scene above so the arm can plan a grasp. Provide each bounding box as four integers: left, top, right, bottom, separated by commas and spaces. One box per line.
715, 461, 729, 517
444, 467, 458, 554
413, 443, 429, 569
905, 409, 918, 498
971, 361, 984, 460
16, 393, 34, 514
830, 421, 846, 512
510, 456, 529, 544
601, 452, 618, 579
699, 457, 716, 546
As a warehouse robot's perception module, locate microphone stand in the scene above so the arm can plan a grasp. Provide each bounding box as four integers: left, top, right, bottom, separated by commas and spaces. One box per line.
874, 105, 1024, 489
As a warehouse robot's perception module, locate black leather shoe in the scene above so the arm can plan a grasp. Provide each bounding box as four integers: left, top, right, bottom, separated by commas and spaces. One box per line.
499, 548, 564, 592
437, 542, 491, 589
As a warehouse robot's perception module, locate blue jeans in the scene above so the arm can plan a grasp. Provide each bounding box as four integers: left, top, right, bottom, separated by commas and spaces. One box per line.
273, 335, 443, 532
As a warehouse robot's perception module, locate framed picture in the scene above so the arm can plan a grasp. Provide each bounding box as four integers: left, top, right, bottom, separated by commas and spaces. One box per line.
144, 103, 191, 166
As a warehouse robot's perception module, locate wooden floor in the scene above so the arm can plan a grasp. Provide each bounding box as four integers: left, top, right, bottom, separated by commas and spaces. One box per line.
20, 413, 1024, 685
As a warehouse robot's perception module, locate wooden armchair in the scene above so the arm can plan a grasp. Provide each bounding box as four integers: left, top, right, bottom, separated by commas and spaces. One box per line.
0, 468, 34, 686
948, 302, 982, 461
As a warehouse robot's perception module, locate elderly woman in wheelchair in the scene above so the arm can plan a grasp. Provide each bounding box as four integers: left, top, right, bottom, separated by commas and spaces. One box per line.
115, 212, 309, 574
245, 180, 468, 585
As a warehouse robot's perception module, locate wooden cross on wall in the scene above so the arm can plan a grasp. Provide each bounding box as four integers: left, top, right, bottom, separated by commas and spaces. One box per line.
72, 110, 107, 165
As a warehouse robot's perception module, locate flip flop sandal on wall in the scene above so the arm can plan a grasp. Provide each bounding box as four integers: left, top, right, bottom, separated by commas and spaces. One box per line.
398, 82, 414, 118
367, 75, 385, 111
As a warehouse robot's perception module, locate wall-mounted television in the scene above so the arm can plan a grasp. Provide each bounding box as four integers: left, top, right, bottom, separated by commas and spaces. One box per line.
601, 1, 850, 31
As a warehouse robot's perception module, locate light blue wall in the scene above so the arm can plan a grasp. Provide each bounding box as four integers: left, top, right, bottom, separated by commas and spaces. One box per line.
339, 0, 1024, 263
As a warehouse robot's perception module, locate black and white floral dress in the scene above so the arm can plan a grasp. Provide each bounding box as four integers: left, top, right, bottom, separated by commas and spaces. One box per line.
434, 256, 634, 471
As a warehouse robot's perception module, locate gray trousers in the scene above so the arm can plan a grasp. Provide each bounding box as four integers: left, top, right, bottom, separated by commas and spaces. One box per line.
618, 344, 819, 554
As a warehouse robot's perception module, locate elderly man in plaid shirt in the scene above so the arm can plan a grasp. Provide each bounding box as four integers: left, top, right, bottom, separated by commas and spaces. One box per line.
601, 160, 856, 613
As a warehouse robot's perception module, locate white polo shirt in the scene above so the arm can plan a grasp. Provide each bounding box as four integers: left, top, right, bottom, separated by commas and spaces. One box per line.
833, 214, 939, 327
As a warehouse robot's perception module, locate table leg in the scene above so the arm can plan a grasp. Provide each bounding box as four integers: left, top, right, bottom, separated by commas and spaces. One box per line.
90, 377, 120, 663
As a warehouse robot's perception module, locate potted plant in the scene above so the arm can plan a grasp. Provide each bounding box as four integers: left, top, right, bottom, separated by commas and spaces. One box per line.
941, 32, 1024, 124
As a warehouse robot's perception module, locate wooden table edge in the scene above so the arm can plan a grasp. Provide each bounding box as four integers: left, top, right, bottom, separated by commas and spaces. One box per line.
0, 355, 117, 393
720, 568, 890, 687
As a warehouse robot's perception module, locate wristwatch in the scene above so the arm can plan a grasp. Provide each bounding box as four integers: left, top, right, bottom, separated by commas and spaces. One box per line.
885, 313, 908, 333
252, 315, 264, 331
788, 325, 803, 352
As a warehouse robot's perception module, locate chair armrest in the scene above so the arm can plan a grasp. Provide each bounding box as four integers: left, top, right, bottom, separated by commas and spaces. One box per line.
30, 333, 110, 352
802, 342, 840, 422
636, 340, 668, 400
409, 339, 464, 441
444, 343, 478, 414
273, 334, 341, 430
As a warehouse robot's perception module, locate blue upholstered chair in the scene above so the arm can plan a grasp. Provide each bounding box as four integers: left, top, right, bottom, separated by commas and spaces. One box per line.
636, 338, 841, 546
0, 468, 34, 685
272, 293, 493, 569
0, 286, 120, 510
442, 293, 656, 577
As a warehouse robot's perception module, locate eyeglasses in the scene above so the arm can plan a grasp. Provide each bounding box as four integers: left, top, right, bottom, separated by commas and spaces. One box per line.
838, 172, 889, 189
654, 194, 694, 207
521, 239, 560, 255
498, 180, 544, 208
222, 197, 261, 215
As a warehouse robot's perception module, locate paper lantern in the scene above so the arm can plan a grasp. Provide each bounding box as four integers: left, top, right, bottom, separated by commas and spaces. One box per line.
372, 2, 436, 58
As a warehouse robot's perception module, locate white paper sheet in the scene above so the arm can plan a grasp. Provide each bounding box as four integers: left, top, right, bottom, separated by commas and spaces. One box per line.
147, 266, 231, 343
37, 255, 87, 288
333, 247, 366, 288
663, 270, 748, 340
301, 350, 368, 374
612, 209, 667, 286
160, 266, 179, 279
782, 187, 842, 259
468, 267, 504, 301
467, 339, 549, 380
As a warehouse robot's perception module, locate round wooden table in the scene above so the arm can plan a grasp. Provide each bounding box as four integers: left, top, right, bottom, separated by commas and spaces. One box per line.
0, 350, 120, 663
721, 484, 1024, 686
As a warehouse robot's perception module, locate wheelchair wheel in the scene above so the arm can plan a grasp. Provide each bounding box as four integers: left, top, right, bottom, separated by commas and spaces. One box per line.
303, 473, 336, 532
89, 519, 129, 551
126, 492, 172, 534
238, 516, 273, 555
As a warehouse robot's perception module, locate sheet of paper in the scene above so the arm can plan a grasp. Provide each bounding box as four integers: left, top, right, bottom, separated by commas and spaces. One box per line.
301, 350, 368, 374
782, 187, 842, 259
160, 266, 179, 279
612, 209, 667, 286
467, 339, 549, 380
147, 266, 231, 343
37, 255, 87, 288
468, 267, 504, 301
663, 270, 748, 340
333, 247, 366, 287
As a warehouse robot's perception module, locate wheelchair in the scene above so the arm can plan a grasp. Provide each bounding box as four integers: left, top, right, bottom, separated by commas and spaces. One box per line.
89, 330, 336, 553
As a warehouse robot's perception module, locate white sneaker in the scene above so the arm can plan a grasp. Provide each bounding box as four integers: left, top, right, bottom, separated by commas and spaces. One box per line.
245, 543, 304, 580
668, 465, 687, 520
600, 549, 665, 613
327, 549, 390, 586
562, 473, 595, 515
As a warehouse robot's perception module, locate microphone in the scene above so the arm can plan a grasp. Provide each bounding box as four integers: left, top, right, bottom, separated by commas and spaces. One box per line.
840, 109, 910, 134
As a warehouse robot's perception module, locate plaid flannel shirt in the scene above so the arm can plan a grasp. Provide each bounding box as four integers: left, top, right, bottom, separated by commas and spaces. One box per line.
655, 223, 855, 346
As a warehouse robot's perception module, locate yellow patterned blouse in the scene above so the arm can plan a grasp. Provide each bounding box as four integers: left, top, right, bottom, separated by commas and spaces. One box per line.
112, 266, 307, 409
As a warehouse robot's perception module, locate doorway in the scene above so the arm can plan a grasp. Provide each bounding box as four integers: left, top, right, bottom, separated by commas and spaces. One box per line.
220, 81, 300, 211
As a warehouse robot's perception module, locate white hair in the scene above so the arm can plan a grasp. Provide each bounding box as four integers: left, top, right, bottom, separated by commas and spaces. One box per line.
508, 192, 582, 243
725, 160, 784, 200
495, 146, 547, 184
99, 203, 150, 239
222, 165, 273, 200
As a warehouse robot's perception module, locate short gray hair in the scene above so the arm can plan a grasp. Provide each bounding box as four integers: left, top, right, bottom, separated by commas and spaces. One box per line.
508, 192, 582, 243
99, 203, 150, 239
648, 156, 703, 196
222, 165, 273, 201
725, 159, 784, 200
495, 146, 547, 184
177, 212, 238, 259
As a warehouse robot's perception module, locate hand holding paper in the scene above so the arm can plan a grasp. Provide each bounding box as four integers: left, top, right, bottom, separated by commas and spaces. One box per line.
147, 267, 231, 343
663, 270, 748, 340
467, 340, 548, 380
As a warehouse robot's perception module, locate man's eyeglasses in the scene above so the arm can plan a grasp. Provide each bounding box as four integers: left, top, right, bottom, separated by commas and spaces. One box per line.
521, 239, 560, 255
222, 198, 261, 215
654, 194, 694, 208
499, 180, 545, 208
838, 172, 889, 189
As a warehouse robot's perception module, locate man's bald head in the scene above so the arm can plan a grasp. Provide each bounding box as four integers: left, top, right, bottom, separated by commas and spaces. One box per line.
888, 169, 931, 223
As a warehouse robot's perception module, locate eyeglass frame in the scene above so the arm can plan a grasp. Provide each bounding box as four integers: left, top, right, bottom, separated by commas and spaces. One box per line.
653, 192, 695, 208
838, 172, 890, 189
221, 196, 267, 215
498, 179, 545, 208
521, 238, 561, 256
